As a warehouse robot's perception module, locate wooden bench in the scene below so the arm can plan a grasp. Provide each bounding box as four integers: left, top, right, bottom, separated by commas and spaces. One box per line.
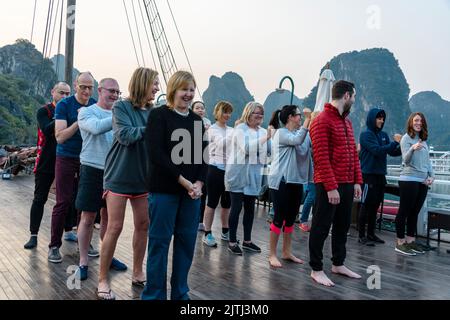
427, 209, 450, 245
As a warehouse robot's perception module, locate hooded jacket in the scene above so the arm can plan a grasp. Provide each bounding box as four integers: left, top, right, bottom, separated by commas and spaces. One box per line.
359, 108, 401, 176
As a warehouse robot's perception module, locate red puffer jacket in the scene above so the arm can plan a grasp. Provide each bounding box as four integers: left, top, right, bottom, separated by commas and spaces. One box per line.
310, 103, 363, 192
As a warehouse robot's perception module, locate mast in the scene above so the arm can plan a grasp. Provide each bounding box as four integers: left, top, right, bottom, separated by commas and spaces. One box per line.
65, 0, 76, 88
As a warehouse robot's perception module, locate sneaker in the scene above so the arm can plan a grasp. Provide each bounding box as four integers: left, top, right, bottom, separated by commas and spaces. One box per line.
367, 235, 385, 244
358, 237, 375, 247
407, 242, 425, 254
24, 236, 38, 250
202, 233, 217, 247
299, 223, 311, 232
228, 243, 243, 255
76, 265, 88, 281
64, 231, 78, 242
48, 247, 63, 263
221, 231, 230, 241
198, 223, 205, 232
242, 242, 261, 253
395, 243, 417, 256
88, 244, 100, 257
110, 257, 128, 271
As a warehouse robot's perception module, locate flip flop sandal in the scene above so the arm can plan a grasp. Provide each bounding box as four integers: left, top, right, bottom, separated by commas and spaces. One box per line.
97, 289, 116, 300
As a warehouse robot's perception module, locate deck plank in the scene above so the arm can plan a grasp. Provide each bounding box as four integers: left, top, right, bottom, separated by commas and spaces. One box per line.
1, 174, 450, 300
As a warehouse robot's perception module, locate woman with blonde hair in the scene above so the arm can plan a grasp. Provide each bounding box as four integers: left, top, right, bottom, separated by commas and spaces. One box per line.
142, 71, 208, 300
225, 102, 272, 255
97, 67, 160, 300
202, 101, 234, 247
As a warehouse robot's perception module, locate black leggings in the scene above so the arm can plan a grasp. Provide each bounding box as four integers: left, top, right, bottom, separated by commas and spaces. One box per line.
229, 192, 256, 243
270, 182, 303, 233
206, 165, 231, 209
396, 181, 428, 239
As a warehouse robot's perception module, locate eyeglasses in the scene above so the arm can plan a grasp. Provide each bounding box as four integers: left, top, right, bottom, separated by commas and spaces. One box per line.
78, 85, 94, 91
101, 88, 122, 96
252, 112, 264, 116
58, 91, 70, 96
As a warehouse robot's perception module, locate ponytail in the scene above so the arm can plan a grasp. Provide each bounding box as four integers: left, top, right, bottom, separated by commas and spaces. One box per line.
269, 110, 282, 129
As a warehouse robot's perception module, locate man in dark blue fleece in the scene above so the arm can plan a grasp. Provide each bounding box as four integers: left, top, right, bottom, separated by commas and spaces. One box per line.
358, 108, 402, 246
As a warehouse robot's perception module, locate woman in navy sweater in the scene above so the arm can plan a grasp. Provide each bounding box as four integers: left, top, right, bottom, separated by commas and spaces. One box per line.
142, 71, 208, 300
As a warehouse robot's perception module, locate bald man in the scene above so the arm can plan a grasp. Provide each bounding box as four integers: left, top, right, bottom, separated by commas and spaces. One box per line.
48, 73, 96, 263
24, 82, 71, 250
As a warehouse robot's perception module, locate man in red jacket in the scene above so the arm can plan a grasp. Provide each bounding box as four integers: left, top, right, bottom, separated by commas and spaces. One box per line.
309, 80, 363, 287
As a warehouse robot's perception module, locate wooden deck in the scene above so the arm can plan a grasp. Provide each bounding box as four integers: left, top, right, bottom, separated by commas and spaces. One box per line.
1, 174, 450, 300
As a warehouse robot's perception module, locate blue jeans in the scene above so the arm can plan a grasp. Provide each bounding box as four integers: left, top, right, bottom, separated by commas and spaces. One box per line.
141, 193, 200, 300
300, 183, 316, 223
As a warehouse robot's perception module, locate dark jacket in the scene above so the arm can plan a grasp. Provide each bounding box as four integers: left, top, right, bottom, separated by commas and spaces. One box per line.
35, 103, 56, 175
145, 105, 208, 195
310, 103, 363, 192
359, 108, 401, 177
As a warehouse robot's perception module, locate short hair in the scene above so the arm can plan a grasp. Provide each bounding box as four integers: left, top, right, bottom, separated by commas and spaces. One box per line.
238, 102, 264, 126
191, 101, 205, 109
332, 80, 355, 100
128, 67, 159, 109
406, 112, 428, 141
52, 82, 70, 90
76, 72, 94, 83
99, 78, 118, 88
213, 101, 233, 121
166, 71, 197, 109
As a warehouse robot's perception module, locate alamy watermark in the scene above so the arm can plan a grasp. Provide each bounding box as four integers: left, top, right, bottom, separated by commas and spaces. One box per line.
366, 265, 381, 290
67, 5, 76, 30
66, 265, 81, 290
366, 5, 382, 30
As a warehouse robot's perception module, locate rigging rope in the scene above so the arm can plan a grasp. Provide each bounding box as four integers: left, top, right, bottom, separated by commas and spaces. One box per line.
138, 0, 158, 72
123, 0, 141, 67
42, 0, 53, 58
45, 0, 55, 58
30, 0, 38, 43
143, 0, 178, 86
55, 0, 65, 79
166, 0, 202, 98
131, 0, 146, 67
48, 0, 61, 59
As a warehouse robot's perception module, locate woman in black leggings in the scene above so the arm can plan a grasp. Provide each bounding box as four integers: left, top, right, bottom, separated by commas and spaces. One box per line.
202, 101, 234, 247
395, 112, 434, 256
267, 105, 311, 268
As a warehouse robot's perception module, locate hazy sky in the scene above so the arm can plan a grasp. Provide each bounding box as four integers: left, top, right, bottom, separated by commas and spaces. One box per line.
1, 0, 450, 103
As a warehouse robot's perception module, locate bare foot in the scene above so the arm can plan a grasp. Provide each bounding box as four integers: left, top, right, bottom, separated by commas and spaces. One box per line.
269, 255, 283, 269
331, 265, 362, 279
282, 253, 304, 264
311, 271, 335, 287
